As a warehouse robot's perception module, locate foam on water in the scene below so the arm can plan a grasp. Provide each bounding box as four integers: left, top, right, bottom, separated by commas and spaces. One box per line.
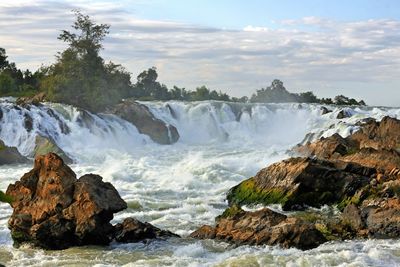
1, 99, 400, 266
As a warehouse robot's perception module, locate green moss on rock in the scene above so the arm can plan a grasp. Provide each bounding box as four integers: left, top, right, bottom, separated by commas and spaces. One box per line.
216, 205, 244, 221
227, 178, 291, 207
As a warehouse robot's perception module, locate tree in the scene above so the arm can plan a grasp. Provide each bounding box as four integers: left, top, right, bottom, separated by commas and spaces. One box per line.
58, 10, 110, 56
0, 48, 9, 70
43, 11, 132, 112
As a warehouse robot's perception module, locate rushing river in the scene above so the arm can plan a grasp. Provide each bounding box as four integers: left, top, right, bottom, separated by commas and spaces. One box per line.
1, 99, 400, 266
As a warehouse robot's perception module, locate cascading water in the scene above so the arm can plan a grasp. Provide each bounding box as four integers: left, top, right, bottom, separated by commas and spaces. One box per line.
1, 98, 400, 266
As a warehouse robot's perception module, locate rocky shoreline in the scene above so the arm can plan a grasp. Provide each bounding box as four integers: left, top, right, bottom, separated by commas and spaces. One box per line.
190, 116, 400, 250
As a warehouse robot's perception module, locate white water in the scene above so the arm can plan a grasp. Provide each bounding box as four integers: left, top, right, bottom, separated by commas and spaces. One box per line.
1, 99, 400, 266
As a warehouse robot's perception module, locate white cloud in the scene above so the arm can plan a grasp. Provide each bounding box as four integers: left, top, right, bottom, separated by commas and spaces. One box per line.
0, 1, 399, 106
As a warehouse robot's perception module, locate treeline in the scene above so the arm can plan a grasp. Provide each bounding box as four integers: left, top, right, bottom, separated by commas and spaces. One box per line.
250, 79, 366, 106
0, 11, 365, 112
0, 48, 44, 97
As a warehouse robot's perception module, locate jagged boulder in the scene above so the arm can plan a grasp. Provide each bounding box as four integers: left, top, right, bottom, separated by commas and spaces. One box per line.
111, 99, 179, 144
190, 206, 326, 250
0, 139, 29, 165
295, 116, 400, 173
6, 153, 178, 249
114, 217, 179, 243
351, 116, 400, 151
227, 157, 375, 210
32, 135, 72, 164
6, 153, 127, 249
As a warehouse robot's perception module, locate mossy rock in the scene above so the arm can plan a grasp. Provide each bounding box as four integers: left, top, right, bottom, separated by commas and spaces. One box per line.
0, 140, 30, 165
216, 204, 245, 221
33, 135, 72, 164
227, 178, 292, 207
0, 190, 13, 204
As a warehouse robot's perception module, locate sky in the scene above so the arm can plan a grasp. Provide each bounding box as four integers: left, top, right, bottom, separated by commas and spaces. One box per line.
1, 0, 400, 106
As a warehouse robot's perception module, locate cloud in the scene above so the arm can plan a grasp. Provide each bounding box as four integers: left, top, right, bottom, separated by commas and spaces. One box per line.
0, 1, 400, 106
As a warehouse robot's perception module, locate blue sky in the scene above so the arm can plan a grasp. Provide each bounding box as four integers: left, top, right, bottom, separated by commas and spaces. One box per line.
130, 0, 400, 28
0, 0, 400, 106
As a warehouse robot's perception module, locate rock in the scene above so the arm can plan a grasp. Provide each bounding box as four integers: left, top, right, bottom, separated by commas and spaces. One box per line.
0, 139, 29, 165
351, 116, 400, 151
111, 99, 179, 144
337, 110, 352, 119
295, 133, 356, 159
6, 153, 127, 249
32, 135, 72, 164
190, 206, 326, 250
114, 217, 179, 243
189, 225, 216, 239
342, 204, 365, 232
24, 113, 33, 132
16, 92, 46, 107
226, 157, 375, 210
341, 148, 400, 173
320, 106, 332, 115
294, 116, 400, 173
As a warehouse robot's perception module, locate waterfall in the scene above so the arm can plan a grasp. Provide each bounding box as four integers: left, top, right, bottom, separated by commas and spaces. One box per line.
1, 98, 399, 163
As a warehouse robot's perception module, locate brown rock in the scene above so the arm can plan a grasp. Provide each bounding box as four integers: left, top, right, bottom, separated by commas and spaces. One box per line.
190, 207, 326, 250
114, 217, 179, 243
227, 157, 375, 210
6, 153, 127, 249
111, 99, 179, 144
16, 92, 47, 107
190, 225, 216, 239
351, 116, 400, 151
295, 116, 400, 173
295, 133, 356, 159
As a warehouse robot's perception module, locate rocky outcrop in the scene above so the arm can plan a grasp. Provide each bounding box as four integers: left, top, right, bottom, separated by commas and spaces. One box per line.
6, 153, 178, 249
336, 109, 352, 119
190, 206, 326, 250
32, 135, 72, 164
16, 92, 46, 107
295, 116, 400, 173
114, 217, 179, 243
0, 139, 29, 165
214, 115, 400, 249
111, 99, 179, 144
227, 157, 375, 210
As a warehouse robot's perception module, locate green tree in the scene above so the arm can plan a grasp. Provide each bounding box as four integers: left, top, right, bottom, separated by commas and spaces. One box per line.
43, 11, 132, 112
0, 48, 9, 70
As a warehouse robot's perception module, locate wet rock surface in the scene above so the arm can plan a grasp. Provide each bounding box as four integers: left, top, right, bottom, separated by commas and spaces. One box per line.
227, 157, 375, 210
0, 139, 29, 165
110, 99, 179, 144
6, 153, 178, 249
32, 135, 73, 164
114, 217, 179, 243
192, 116, 400, 250
190, 206, 326, 250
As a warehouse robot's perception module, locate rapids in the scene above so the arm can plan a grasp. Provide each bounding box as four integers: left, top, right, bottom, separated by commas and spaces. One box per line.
1, 98, 400, 266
